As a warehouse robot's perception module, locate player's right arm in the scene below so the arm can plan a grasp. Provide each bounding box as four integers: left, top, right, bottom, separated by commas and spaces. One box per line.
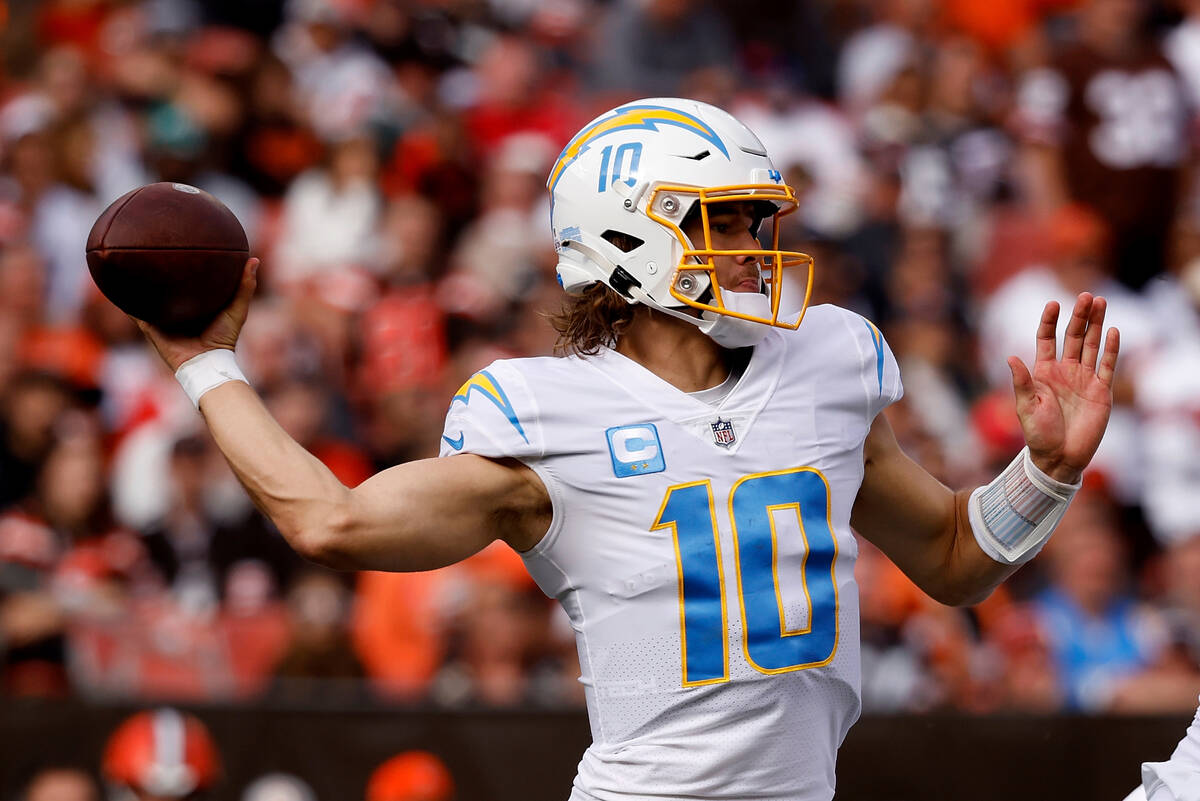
195, 382, 549, 571
135, 259, 551, 572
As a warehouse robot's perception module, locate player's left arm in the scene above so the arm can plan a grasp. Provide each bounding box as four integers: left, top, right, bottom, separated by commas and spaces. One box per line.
851, 293, 1120, 606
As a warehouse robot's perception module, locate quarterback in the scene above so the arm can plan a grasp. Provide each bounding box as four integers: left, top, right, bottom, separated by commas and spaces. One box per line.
136, 99, 1119, 800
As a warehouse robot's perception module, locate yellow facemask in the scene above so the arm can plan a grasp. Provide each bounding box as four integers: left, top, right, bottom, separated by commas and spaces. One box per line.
646, 183, 815, 331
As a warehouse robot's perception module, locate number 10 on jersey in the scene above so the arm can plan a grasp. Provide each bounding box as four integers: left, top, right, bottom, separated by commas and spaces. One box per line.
651, 467, 840, 686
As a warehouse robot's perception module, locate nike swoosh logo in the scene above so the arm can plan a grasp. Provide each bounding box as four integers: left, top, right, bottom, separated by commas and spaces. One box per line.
442, 432, 465, 451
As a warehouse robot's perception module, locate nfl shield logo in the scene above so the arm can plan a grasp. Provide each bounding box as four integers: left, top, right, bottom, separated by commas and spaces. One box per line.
711, 418, 736, 447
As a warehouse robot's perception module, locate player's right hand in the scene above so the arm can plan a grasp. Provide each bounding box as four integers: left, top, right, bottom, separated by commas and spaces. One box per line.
133, 257, 258, 372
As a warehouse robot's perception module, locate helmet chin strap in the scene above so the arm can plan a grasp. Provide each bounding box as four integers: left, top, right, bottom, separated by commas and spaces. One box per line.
627, 285, 774, 349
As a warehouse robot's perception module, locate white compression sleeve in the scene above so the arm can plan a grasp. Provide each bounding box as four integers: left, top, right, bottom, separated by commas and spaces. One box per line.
967, 447, 1082, 565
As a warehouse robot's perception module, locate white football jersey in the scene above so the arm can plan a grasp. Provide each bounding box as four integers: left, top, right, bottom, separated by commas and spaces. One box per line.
439, 305, 903, 801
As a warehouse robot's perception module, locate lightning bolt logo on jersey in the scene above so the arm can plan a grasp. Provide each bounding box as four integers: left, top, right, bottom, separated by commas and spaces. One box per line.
438, 305, 902, 801
442, 370, 529, 452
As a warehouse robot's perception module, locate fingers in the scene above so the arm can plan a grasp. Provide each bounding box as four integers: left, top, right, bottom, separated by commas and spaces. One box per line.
1080, 295, 1107, 369
225, 257, 259, 324
240, 257, 259, 297
1034, 301, 1060, 364
1009, 355, 1034, 405
1096, 326, 1120, 387
1060, 293, 1093, 363
1058, 292, 1117, 386
129, 314, 162, 342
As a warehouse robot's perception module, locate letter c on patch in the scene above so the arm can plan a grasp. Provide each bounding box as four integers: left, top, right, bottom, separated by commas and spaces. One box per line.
611, 426, 659, 462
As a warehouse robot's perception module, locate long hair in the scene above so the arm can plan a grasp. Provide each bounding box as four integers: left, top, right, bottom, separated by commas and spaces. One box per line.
549, 283, 638, 356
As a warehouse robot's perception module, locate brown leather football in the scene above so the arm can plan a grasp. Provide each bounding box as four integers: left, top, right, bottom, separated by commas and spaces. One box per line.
86, 182, 249, 335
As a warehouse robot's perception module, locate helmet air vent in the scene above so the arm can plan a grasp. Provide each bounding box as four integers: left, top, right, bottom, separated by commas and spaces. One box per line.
601, 230, 645, 253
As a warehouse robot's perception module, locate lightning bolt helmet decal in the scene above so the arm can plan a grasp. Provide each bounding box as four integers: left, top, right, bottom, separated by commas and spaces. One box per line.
547, 104, 730, 195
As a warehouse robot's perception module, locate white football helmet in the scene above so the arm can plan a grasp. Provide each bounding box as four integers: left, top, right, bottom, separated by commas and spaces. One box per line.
548, 97, 813, 345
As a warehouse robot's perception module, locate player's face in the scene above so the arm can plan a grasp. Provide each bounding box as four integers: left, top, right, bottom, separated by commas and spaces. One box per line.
682, 201, 765, 294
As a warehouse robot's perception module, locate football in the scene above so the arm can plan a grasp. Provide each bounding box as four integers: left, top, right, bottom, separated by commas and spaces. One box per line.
86, 182, 249, 335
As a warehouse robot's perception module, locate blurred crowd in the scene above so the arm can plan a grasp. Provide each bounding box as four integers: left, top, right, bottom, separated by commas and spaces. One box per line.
3, 0, 1200, 718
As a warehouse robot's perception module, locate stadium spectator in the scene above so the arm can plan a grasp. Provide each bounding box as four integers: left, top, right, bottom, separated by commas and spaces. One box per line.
272, 133, 382, 291
0, 417, 156, 696
460, 34, 582, 159
270, 569, 366, 702
1014, 0, 1192, 290
987, 605, 1065, 712
1136, 261, 1200, 546
0, 243, 49, 340
0, 370, 75, 511
219, 560, 293, 698
438, 132, 556, 326
856, 535, 934, 712
272, 0, 400, 144
1033, 489, 1170, 711
588, 0, 736, 96
1161, 536, 1200, 666
138, 433, 304, 608
1106, 535, 1200, 712
351, 567, 452, 702
28, 113, 107, 325
430, 578, 551, 708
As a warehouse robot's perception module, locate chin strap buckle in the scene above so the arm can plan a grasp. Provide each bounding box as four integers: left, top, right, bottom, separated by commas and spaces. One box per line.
609, 266, 643, 298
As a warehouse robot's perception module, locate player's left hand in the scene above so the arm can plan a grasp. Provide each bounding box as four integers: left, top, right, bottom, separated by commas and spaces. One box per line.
1009, 292, 1120, 484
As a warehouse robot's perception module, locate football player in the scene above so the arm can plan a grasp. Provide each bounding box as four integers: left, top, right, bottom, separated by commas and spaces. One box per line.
135, 98, 1119, 801
1124, 694, 1200, 801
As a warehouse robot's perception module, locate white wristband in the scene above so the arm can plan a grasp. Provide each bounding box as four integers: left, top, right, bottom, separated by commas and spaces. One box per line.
967, 446, 1082, 565
174, 349, 248, 408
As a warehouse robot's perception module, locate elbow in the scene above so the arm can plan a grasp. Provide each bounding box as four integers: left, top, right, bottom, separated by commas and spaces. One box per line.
283, 502, 361, 571
924, 579, 997, 608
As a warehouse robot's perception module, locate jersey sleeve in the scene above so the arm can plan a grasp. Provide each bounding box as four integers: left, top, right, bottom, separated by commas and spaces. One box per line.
438, 360, 543, 462
854, 314, 904, 419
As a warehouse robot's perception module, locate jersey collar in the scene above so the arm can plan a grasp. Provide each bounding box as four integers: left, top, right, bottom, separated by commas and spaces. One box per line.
582, 331, 786, 452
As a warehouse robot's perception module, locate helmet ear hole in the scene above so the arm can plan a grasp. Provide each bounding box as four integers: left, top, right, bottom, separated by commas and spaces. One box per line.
600, 230, 645, 252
